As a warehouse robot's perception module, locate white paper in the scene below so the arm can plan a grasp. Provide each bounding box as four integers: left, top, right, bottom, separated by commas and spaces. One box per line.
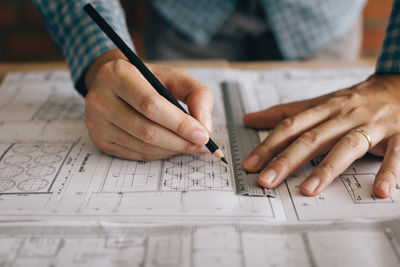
0, 219, 399, 267
2, 67, 399, 224
0, 70, 285, 222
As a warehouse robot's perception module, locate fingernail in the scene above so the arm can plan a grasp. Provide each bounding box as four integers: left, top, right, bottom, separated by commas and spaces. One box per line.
244, 154, 260, 169
192, 130, 209, 145
378, 181, 391, 195
201, 110, 212, 132
259, 169, 277, 185
302, 176, 320, 193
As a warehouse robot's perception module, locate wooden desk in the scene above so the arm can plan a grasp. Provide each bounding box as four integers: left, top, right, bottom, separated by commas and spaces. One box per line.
0, 60, 375, 83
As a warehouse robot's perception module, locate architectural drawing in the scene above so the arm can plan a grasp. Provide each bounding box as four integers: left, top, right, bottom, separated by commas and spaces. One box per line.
3, 68, 400, 223
0, 71, 84, 125
0, 142, 75, 194
279, 155, 400, 221
0, 219, 399, 267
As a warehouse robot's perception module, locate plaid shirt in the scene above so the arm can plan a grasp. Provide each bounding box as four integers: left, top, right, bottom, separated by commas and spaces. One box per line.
33, 0, 134, 95
33, 0, 398, 95
376, 0, 400, 74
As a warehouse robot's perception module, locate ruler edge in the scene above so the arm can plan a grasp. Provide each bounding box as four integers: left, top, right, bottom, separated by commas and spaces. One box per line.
221, 81, 275, 198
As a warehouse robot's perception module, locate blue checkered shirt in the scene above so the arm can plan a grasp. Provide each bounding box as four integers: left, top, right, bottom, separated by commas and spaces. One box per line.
32, 0, 134, 95
376, 0, 400, 73
33, 0, 398, 95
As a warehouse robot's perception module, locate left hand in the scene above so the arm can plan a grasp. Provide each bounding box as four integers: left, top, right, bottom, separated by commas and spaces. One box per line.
242, 74, 400, 198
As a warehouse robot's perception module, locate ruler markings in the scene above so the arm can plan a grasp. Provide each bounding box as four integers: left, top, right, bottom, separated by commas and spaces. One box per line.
221, 81, 275, 197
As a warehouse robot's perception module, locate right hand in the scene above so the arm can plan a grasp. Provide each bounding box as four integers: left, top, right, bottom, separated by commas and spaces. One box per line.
83, 49, 213, 161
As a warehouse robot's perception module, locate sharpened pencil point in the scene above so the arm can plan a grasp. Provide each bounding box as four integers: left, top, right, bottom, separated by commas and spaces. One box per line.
221, 157, 228, 165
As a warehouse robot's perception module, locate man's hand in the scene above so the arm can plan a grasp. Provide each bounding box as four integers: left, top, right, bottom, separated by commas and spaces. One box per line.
84, 49, 213, 161
242, 74, 400, 199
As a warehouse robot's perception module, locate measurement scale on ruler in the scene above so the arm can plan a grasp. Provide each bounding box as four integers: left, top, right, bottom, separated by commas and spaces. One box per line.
221, 81, 275, 197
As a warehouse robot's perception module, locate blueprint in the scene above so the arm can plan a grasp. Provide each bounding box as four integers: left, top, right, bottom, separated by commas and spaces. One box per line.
0, 218, 399, 267
0, 70, 285, 222
1, 67, 399, 223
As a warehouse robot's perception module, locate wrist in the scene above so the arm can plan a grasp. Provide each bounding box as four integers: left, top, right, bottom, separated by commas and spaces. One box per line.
84, 48, 127, 89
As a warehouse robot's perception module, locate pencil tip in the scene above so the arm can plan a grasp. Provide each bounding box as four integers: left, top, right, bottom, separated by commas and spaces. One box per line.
221, 157, 228, 165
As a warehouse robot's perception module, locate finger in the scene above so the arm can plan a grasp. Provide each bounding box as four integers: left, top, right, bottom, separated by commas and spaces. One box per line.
243, 92, 335, 129
373, 134, 400, 198
154, 66, 214, 132
98, 141, 177, 161
256, 115, 363, 189
85, 98, 207, 155
300, 124, 386, 196
109, 60, 209, 145
243, 98, 343, 172
92, 118, 208, 156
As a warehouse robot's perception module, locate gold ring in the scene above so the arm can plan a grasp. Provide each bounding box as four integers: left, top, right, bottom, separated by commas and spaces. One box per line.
351, 129, 372, 149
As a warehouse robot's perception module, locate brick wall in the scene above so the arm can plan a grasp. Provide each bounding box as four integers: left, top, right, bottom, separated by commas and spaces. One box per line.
0, 0, 394, 62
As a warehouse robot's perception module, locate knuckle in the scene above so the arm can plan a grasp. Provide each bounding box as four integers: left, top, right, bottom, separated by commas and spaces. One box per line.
343, 106, 365, 117
326, 96, 348, 107
96, 60, 115, 78
176, 117, 191, 136
85, 91, 102, 112
325, 96, 342, 106
319, 161, 336, 177
379, 169, 397, 183
342, 133, 363, 149
279, 117, 297, 132
272, 157, 289, 170
111, 58, 128, 78
183, 143, 197, 154
253, 141, 272, 157
298, 131, 319, 146
140, 125, 156, 143
138, 141, 155, 154
374, 104, 393, 121
139, 95, 158, 116
392, 145, 400, 155
140, 154, 155, 162
137, 140, 148, 154
349, 92, 361, 102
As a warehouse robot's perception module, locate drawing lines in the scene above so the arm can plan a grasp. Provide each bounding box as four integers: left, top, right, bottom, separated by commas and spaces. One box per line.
339, 173, 393, 204
160, 143, 232, 192
0, 142, 75, 194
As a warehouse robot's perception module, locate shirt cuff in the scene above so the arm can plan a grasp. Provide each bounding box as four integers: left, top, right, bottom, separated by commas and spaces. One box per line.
33, 0, 134, 96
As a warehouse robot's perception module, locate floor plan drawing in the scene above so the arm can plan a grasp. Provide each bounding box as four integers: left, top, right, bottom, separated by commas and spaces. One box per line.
279, 155, 400, 221
0, 219, 399, 267
0, 142, 75, 194
0, 137, 283, 222
3, 68, 400, 223
0, 71, 84, 125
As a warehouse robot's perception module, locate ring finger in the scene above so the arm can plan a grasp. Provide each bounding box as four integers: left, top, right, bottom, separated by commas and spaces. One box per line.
300, 124, 386, 196
256, 116, 364, 188
243, 98, 343, 172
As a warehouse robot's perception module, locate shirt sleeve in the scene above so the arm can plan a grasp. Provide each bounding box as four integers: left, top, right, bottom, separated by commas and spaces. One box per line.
32, 0, 134, 96
376, 0, 400, 74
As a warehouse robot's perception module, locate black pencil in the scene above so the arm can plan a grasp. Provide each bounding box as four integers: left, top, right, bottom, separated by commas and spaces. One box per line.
83, 3, 227, 164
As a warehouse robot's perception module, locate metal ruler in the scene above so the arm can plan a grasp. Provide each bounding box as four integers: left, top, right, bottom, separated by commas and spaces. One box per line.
221, 81, 275, 197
